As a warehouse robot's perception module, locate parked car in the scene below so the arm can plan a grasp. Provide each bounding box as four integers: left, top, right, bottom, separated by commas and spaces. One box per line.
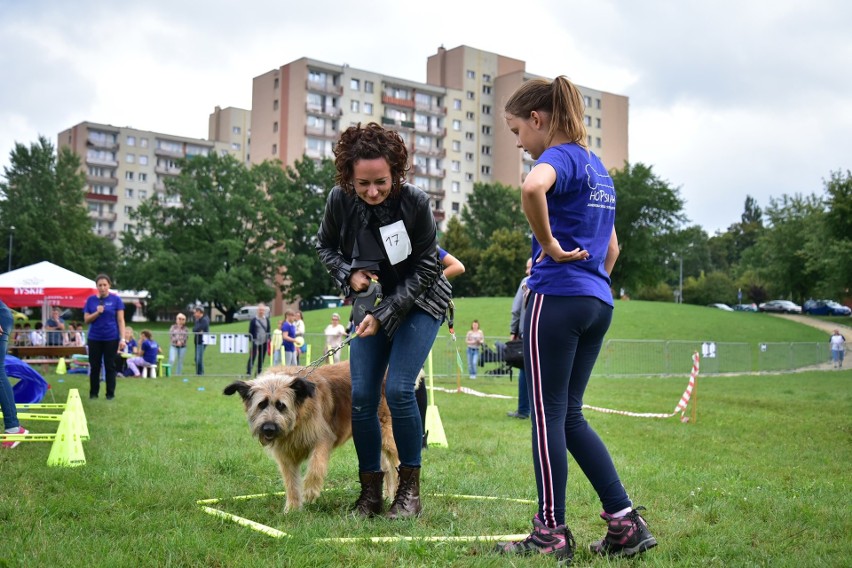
233, 305, 262, 321
707, 303, 734, 311
733, 303, 759, 312
803, 299, 852, 316
758, 300, 802, 314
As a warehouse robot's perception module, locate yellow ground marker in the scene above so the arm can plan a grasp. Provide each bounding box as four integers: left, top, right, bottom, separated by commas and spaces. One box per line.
424, 350, 448, 448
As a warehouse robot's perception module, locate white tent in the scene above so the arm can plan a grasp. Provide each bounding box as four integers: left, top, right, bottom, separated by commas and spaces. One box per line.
0, 261, 97, 309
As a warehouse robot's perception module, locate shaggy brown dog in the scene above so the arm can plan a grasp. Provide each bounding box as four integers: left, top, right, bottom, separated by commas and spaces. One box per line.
224, 361, 399, 512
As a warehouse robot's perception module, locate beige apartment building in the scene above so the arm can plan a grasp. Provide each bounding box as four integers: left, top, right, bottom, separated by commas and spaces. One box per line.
208, 106, 251, 165
58, 122, 231, 242
249, 44, 629, 230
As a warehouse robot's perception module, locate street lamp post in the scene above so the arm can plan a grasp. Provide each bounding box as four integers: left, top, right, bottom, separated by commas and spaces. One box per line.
678, 255, 683, 304
7, 225, 14, 272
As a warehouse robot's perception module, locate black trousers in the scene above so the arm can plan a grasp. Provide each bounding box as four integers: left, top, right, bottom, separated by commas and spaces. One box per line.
88, 339, 119, 398
247, 342, 268, 376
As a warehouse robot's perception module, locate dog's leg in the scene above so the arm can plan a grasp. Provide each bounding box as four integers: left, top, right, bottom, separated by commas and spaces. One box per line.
302, 442, 332, 504
278, 459, 303, 513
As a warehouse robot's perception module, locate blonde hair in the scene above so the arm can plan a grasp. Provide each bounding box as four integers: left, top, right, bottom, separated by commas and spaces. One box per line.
504, 76, 588, 149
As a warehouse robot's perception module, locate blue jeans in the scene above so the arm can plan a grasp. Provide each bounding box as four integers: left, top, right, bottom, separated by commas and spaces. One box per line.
0, 300, 19, 430
467, 347, 479, 378
195, 344, 206, 375
169, 345, 186, 375
350, 307, 441, 471
524, 294, 630, 529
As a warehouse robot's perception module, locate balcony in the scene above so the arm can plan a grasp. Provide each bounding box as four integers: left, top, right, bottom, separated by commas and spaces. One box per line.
86, 137, 119, 150
88, 211, 117, 222
412, 145, 446, 159
381, 117, 415, 130
432, 208, 445, 222
426, 188, 446, 200
86, 192, 118, 203
414, 102, 446, 115
306, 80, 343, 96
85, 156, 118, 168
86, 174, 118, 186
382, 94, 415, 108
155, 165, 182, 176
305, 124, 338, 138
306, 104, 342, 118
154, 146, 185, 159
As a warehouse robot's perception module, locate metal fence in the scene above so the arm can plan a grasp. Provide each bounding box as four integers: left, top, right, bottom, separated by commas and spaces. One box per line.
120, 332, 835, 379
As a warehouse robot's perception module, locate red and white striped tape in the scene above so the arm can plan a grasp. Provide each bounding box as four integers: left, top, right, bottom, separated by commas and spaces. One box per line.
582, 352, 699, 420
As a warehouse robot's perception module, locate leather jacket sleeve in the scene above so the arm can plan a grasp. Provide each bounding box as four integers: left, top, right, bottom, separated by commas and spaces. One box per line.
316, 187, 355, 298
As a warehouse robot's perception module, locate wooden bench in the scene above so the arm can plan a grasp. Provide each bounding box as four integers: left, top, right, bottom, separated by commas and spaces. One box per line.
8, 346, 88, 371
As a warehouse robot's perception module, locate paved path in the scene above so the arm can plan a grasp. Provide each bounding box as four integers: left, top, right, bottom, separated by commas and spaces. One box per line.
769, 313, 852, 335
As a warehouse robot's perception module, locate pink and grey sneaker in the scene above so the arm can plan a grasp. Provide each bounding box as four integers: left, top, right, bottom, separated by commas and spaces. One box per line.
590, 506, 657, 557
496, 514, 575, 564
2, 427, 29, 449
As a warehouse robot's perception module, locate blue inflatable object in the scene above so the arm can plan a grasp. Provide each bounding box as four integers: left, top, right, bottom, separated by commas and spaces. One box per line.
5, 355, 49, 404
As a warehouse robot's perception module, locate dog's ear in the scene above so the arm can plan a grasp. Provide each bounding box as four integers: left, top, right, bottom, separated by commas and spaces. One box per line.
223, 380, 252, 400
290, 377, 316, 404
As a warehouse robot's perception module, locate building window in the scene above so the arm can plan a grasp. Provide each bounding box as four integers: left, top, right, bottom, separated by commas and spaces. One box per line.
231, 142, 241, 150
365, 80, 374, 93
452, 119, 461, 131
482, 85, 491, 95
466, 111, 475, 120
466, 91, 475, 100
451, 181, 460, 193
596, 137, 602, 148
233, 126, 242, 134
124, 206, 133, 214
465, 173, 474, 182
585, 115, 592, 126
273, 78, 279, 89
273, 99, 279, 111
465, 152, 474, 161
482, 104, 491, 115
351, 100, 360, 112
466, 70, 475, 79
350, 78, 360, 90
596, 118, 601, 128
452, 140, 461, 152
596, 98, 601, 109
138, 155, 148, 165
140, 138, 148, 148
482, 125, 491, 135
125, 171, 134, 180
453, 99, 462, 110
481, 165, 491, 175
364, 102, 373, 115
451, 160, 461, 172
483, 74, 491, 83
584, 96, 592, 107
125, 188, 134, 199
125, 154, 135, 163
139, 189, 147, 200
481, 145, 491, 155
273, 122, 278, 133
465, 132, 474, 141
587, 135, 592, 146
138, 173, 147, 182
127, 135, 136, 146
272, 143, 277, 155
452, 201, 460, 213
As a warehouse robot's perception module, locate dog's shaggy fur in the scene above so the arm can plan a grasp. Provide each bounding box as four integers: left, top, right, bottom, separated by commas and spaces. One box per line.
224, 361, 399, 512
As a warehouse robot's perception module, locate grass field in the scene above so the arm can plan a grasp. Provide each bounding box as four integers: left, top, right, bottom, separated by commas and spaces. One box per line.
2, 300, 849, 567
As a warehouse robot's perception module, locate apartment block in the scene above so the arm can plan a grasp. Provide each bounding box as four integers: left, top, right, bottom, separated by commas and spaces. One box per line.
249, 45, 629, 230
58, 121, 231, 242
208, 106, 251, 164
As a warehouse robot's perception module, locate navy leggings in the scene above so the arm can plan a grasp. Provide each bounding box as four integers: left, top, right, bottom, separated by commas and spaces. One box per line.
524, 294, 632, 528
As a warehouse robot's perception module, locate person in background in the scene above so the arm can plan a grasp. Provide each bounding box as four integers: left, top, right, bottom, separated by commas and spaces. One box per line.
294, 310, 306, 363
465, 320, 484, 380
416, 246, 465, 448
316, 122, 452, 520
324, 313, 348, 363
30, 322, 45, 346
126, 330, 160, 377
168, 313, 189, 375
12, 323, 25, 346
45, 307, 65, 346
507, 258, 533, 419
280, 310, 298, 366
116, 326, 138, 377
246, 303, 271, 376
496, 76, 654, 563
64, 322, 85, 347
19, 323, 33, 346
1, 299, 29, 448
193, 306, 210, 375
84, 274, 126, 400
830, 329, 846, 368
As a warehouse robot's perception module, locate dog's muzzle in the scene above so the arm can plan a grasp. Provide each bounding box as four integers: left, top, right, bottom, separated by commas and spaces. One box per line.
260, 422, 279, 442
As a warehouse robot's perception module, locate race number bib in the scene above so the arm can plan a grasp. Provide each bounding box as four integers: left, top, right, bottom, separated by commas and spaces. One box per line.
379, 220, 412, 265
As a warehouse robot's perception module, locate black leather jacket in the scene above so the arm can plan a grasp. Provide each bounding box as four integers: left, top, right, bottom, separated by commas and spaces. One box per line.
316, 183, 452, 339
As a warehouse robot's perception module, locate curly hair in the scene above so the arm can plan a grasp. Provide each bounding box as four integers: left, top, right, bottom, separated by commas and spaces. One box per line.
333, 122, 409, 196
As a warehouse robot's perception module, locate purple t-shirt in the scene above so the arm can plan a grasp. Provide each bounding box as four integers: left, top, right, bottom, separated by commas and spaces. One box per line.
526, 143, 615, 305
84, 293, 125, 341
141, 339, 160, 364
281, 321, 297, 352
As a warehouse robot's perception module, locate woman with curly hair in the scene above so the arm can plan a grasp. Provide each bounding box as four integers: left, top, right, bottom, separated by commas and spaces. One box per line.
317, 122, 452, 519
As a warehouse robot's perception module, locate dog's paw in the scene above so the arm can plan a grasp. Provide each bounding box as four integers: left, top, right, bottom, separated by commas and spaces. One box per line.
283, 499, 302, 513
303, 486, 322, 503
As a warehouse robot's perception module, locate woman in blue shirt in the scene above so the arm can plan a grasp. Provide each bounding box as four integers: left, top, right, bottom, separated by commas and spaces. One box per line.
497, 76, 655, 563
83, 274, 125, 399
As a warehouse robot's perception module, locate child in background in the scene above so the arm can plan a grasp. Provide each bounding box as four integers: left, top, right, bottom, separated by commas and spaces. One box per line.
126, 330, 160, 377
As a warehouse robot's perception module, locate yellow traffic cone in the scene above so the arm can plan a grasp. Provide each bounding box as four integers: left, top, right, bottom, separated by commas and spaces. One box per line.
47, 410, 86, 467
424, 350, 448, 448
56, 357, 67, 375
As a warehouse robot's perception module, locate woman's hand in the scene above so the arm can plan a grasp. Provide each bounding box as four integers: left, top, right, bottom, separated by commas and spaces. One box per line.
354, 314, 380, 338
349, 270, 377, 293
537, 238, 589, 264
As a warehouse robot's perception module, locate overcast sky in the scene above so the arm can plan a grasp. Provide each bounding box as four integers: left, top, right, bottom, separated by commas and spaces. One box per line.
1, 0, 849, 234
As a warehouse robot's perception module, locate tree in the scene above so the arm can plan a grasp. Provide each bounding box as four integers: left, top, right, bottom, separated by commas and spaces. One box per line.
476, 228, 530, 296
439, 215, 479, 297
460, 182, 528, 244
0, 136, 117, 276
820, 170, 852, 297
609, 163, 687, 295
120, 153, 303, 321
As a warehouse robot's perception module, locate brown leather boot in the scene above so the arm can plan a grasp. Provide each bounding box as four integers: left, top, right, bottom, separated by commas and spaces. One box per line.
352, 471, 385, 517
386, 466, 422, 519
